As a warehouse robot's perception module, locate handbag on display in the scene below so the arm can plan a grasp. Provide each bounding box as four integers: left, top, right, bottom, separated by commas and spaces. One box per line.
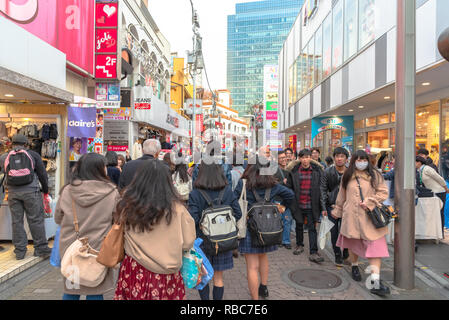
60, 199, 107, 287
355, 177, 395, 229
237, 179, 248, 239
96, 212, 125, 268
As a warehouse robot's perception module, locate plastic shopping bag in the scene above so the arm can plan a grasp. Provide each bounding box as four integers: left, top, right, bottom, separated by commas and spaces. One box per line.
193, 238, 214, 291
181, 247, 203, 289
50, 226, 61, 267
318, 216, 335, 250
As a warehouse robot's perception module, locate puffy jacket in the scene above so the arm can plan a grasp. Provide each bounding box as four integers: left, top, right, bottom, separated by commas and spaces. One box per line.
320, 165, 344, 209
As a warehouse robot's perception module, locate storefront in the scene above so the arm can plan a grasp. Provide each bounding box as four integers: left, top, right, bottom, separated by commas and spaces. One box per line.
311, 116, 354, 159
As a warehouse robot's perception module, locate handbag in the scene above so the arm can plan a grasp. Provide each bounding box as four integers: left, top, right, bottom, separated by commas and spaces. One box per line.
50, 226, 61, 267
96, 212, 125, 268
193, 238, 214, 291
181, 247, 203, 289
356, 177, 394, 229
237, 179, 248, 239
60, 199, 107, 288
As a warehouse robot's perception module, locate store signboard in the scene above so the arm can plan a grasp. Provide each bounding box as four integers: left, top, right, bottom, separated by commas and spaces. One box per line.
103, 108, 131, 120
95, 2, 119, 28
67, 107, 97, 138
104, 120, 128, 141
95, 54, 118, 79
264, 65, 279, 147
266, 111, 278, 121
311, 116, 354, 151
266, 101, 278, 111
95, 28, 118, 53
134, 86, 152, 110
1, 0, 95, 74
96, 82, 120, 108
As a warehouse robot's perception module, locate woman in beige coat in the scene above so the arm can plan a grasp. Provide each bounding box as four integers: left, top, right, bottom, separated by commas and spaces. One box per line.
332, 150, 390, 297
55, 153, 120, 300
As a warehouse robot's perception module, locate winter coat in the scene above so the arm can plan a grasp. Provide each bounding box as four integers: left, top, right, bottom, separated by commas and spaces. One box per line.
418, 164, 447, 194
188, 185, 242, 239
331, 171, 389, 241
118, 154, 156, 190
55, 180, 120, 296
285, 159, 325, 224
107, 166, 121, 186
320, 165, 345, 209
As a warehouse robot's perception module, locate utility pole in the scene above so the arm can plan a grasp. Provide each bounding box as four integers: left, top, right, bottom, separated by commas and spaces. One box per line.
394, 0, 416, 290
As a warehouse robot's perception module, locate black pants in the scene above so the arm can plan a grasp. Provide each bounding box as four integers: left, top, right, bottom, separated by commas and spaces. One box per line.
436, 192, 446, 239
295, 209, 318, 254
327, 207, 343, 256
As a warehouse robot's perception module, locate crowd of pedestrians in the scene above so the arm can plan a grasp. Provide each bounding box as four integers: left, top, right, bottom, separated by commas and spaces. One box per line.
5, 133, 449, 300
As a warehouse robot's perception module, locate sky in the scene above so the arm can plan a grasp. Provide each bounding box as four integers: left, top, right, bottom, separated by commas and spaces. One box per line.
149, 0, 261, 91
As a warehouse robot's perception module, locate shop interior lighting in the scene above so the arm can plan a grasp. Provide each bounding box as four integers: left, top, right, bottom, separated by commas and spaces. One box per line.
422, 82, 431, 86
358, 106, 365, 109
348, 109, 354, 112
384, 96, 391, 100
4, 94, 14, 97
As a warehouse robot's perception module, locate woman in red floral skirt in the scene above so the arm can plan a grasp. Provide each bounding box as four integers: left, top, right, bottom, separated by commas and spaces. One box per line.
114, 160, 196, 300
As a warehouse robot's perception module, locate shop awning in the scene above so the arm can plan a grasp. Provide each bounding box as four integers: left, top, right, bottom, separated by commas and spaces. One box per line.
0, 66, 73, 104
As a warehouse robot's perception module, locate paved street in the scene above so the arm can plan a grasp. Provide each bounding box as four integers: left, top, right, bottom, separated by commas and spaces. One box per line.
1, 232, 448, 301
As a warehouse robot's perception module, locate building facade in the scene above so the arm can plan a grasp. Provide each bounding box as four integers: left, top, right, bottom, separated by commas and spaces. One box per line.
278, 0, 449, 177
227, 0, 303, 115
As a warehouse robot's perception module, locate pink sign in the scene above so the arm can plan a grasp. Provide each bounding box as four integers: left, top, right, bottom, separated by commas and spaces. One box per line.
107, 145, 128, 152
266, 111, 278, 120
95, 54, 117, 79
95, 29, 117, 53
95, 3, 118, 28
0, 0, 95, 74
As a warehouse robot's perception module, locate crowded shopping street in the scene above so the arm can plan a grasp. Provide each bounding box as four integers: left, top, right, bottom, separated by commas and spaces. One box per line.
1, 0, 449, 310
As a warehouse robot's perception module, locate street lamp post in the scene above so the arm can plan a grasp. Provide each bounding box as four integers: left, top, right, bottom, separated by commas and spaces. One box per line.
394, 0, 416, 290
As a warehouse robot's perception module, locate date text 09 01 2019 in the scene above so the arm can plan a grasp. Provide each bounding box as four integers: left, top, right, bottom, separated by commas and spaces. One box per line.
179, 304, 269, 317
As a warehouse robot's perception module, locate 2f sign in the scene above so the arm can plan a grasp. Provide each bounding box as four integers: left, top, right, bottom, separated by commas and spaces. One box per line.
95, 54, 117, 79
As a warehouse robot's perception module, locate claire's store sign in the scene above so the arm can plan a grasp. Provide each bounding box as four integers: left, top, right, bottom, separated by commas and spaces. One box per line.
95, 1, 119, 80
67, 107, 97, 138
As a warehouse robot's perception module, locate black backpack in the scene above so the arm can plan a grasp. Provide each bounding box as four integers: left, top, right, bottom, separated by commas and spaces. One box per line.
198, 189, 239, 256
247, 188, 283, 248
4, 149, 35, 186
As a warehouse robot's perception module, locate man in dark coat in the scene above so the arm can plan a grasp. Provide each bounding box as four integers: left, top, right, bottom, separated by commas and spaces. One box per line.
286, 149, 325, 263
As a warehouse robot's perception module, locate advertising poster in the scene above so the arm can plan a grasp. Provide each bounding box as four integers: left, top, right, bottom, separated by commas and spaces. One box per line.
264, 65, 280, 150
69, 137, 88, 162
67, 107, 97, 138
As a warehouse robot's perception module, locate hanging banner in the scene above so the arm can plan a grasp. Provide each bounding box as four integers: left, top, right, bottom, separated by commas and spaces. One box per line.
67, 107, 97, 138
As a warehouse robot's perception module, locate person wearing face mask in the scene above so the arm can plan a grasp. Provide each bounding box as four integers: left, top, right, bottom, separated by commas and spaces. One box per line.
331, 150, 390, 297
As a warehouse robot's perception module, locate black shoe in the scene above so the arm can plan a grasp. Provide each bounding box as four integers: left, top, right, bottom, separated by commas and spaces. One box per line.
352, 266, 362, 282
293, 245, 304, 255
259, 284, 269, 299
335, 254, 343, 267
370, 280, 391, 297
284, 244, 292, 250
34, 247, 52, 258
16, 251, 27, 260
343, 249, 349, 260
309, 253, 325, 264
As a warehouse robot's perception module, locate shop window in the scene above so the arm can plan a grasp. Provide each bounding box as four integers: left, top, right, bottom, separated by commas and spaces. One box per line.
308, 39, 314, 91
377, 114, 390, 125
356, 133, 366, 151
354, 119, 365, 130
288, 65, 294, 105
416, 103, 439, 154
315, 25, 323, 85
390, 128, 395, 151
344, 0, 358, 62
359, 0, 376, 49
322, 14, 332, 78
441, 99, 449, 178
390, 112, 395, 123
365, 116, 376, 127
332, 0, 343, 71
368, 129, 389, 152
296, 57, 301, 101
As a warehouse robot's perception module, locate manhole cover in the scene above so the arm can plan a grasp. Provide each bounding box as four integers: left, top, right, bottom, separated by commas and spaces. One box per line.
288, 269, 343, 290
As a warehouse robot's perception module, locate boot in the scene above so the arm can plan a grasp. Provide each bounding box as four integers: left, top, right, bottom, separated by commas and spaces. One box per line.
258, 284, 269, 298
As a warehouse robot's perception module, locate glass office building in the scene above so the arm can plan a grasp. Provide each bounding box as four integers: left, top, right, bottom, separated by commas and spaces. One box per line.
227, 0, 303, 115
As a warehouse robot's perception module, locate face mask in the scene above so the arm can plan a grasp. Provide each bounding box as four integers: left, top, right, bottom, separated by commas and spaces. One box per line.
355, 162, 369, 171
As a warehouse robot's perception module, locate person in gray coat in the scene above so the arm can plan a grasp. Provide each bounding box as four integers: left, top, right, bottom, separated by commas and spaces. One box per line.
55, 153, 120, 300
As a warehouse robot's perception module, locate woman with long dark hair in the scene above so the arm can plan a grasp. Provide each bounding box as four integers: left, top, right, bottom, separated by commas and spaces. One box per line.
234, 158, 294, 300
173, 153, 192, 201
55, 153, 120, 300
114, 160, 196, 300
105, 151, 121, 186
331, 150, 390, 297
188, 163, 242, 300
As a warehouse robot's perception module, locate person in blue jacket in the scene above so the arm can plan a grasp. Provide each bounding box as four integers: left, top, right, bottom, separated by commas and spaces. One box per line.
234, 157, 294, 300
188, 163, 242, 301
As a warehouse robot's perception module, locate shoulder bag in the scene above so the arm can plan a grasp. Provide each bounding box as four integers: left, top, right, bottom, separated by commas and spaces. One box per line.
355, 177, 395, 229
97, 211, 125, 268
60, 199, 107, 287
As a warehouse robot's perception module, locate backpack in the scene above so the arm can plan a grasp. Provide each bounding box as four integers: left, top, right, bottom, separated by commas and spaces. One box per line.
173, 172, 191, 201
247, 188, 283, 248
4, 149, 35, 186
198, 189, 239, 256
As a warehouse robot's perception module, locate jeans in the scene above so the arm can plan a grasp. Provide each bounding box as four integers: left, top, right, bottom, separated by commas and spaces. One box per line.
281, 208, 292, 245
62, 294, 104, 300
295, 209, 318, 254
8, 191, 48, 255
327, 207, 342, 256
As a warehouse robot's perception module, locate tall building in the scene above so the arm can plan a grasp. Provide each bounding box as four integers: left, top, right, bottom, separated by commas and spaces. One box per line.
227, 0, 303, 115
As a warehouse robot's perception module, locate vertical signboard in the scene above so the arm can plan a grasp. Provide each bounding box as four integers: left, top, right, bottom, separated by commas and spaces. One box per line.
95, 1, 119, 80
263, 65, 281, 150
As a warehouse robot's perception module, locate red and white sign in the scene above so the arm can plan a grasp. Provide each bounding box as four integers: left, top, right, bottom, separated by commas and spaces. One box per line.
95, 54, 117, 79
95, 29, 117, 53
96, 3, 118, 28
107, 145, 128, 152
196, 114, 204, 133
135, 103, 151, 110
266, 111, 278, 120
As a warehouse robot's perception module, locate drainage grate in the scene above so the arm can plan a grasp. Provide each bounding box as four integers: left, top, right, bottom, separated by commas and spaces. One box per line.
288, 268, 343, 290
